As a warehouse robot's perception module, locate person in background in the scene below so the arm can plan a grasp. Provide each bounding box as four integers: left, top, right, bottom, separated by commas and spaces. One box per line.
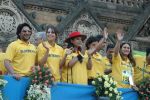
112, 29, 136, 88
37, 25, 64, 82
34, 32, 46, 46
134, 47, 150, 84
4, 23, 37, 80
103, 44, 114, 75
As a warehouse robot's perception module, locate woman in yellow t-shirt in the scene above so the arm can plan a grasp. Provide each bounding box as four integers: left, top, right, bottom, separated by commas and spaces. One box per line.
62, 31, 92, 85
112, 29, 136, 88
37, 25, 64, 82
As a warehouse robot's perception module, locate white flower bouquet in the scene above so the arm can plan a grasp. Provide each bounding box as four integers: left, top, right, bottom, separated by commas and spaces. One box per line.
25, 66, 54, 100
0, 78, 8, 100
92, 74, 122, 100
26, 84, 50, 100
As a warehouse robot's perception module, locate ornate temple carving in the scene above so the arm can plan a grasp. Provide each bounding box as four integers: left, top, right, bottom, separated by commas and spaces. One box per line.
137, 18, 150, 37
57, 13, 102, 44
0, 0, 36, 47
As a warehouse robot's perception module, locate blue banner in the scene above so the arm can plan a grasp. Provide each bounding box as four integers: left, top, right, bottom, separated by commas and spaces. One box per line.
2, 76, 138, 100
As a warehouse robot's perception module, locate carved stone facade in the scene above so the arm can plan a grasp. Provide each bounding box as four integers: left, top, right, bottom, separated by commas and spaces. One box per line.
0, 0, 149, 51
0, 0, 36, 49
58, 13, 102, 44
131, 18, 150, 51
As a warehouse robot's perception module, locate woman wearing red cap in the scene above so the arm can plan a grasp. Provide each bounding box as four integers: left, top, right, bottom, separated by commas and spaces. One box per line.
62, 31, 92, 85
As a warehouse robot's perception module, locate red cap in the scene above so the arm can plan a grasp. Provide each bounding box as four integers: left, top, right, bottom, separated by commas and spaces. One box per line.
65, 31, 87, 43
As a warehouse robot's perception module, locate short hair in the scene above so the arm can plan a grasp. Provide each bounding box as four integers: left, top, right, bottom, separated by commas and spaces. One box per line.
16, 23, 32, 39
95, 35, 103, 41
86, 36, 98, 49
146, 47, 150, 56
106, 44, 114, 52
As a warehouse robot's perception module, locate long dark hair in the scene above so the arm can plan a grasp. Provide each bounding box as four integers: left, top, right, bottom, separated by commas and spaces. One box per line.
120, 42, 136, 67
45, 25, 58, 40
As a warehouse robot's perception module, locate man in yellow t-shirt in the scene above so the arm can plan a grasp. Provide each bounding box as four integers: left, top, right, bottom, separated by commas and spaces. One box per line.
103, 44, 114, 75
4, 23, 37, 80
134, 48, 150, 84
85, 36, 106, 85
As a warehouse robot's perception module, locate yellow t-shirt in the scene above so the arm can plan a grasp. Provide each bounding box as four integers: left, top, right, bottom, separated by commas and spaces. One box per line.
134, 56, 150, 84
65, 51, 88, 85
5, 39, 37, 76
102, 57, 112, 75
112, 54, 134, 88
61, 63, 72, 83
88, 52, 105, 79
0, 53, 7, 74
37, 42, 64, 82
61, 49, 72, 83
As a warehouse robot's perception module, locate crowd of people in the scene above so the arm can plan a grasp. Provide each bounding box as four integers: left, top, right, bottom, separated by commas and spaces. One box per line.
0, 23, 149, 89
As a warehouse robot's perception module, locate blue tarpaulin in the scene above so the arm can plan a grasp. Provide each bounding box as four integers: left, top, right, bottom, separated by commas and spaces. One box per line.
2, 76, 138, 100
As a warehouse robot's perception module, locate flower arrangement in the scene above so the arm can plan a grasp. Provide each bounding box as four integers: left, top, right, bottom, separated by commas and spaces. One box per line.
92, 74, 122, 100
0, 77, 8, 100
26, 66, 54, 100
137, 77, 150, 100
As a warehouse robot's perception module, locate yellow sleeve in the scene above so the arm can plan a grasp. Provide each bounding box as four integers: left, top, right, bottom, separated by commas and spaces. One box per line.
65, 54, 73, 67
112, 53, 121, 64
37, 43, 46, 62
5, 43, 16, 61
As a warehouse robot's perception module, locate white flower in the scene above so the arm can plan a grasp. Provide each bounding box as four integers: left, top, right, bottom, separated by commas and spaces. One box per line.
104, 91, 108, 94
109, 87, 113, 91
96, 90, 99, 95
0, 79, 8, 87
98, 78, 102, 81
109, 79, 113, 83
114, 88, 118, 94
109, 93, 112, 97
113, 81, 117, 85
117, 95, 121, 99
27, 84, 50, 100
92, 81, 95, 85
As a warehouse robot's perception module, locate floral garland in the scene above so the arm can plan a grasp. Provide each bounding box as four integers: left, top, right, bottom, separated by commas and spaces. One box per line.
92, 74, 122, 100
137, 77, 150, 100
25, 66, 54, 100
0, 77, 8, 100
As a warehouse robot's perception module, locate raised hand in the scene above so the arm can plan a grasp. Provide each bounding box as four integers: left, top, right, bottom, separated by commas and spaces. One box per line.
103, 27, 108, 39
116, 29, 124, 41
87, 48, 95, 56
42, 41, 49, 51
65, 48, 73, 55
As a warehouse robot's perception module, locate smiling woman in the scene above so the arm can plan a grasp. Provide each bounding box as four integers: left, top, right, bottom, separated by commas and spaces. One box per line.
37, 25, 64, 82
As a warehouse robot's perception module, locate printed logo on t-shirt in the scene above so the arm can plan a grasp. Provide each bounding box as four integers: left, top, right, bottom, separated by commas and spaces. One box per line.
122, 70, 131, 84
